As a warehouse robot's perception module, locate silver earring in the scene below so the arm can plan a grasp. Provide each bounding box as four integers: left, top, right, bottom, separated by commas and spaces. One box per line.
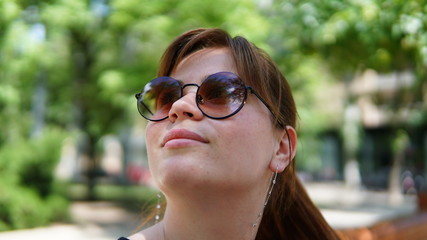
155, 193, 162, 224
264, 165, 279, 206
251, 165, 279, 235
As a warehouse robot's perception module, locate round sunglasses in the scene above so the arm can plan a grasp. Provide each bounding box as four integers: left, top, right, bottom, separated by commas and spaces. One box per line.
135, 71, 274, 121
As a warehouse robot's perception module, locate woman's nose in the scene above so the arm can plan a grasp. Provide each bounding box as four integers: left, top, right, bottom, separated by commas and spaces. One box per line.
168, 89, 204, 122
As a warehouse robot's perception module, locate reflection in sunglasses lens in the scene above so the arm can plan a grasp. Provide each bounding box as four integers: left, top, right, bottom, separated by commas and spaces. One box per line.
138, 77, 181, 120
198, 73, 246, 118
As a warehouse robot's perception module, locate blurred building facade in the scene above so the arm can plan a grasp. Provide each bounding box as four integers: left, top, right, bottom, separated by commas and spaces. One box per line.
317, 69, 426, 193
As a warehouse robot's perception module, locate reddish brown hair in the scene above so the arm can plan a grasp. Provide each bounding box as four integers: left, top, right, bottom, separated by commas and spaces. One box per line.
157, 28, 340, 240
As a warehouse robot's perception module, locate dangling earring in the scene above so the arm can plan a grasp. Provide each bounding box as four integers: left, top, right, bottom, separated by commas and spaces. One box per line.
155, 193, 162, 224
264, 164, 279, 206
251, 165, 279, 236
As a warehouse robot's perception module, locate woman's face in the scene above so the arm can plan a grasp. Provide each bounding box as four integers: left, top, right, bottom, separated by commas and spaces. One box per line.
146, 48, 279, 196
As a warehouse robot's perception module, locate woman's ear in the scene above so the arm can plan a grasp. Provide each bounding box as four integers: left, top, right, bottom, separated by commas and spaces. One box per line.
270, 126, 297, 173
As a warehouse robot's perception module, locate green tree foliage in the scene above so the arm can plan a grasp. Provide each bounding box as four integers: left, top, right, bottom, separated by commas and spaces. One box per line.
0, 128, 69, 230
269, 0, 426, 73
265, 0, 427, 120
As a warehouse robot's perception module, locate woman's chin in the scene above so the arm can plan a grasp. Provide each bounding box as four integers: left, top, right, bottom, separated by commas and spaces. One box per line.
156, 160, 253, 199
155, 156, 211, 193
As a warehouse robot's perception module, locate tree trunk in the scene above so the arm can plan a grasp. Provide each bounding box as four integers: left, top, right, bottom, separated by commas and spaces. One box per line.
342, 103, 362, 189
30, 71, 47, 138
388, 130, 409, 205
71, 29, 97, 200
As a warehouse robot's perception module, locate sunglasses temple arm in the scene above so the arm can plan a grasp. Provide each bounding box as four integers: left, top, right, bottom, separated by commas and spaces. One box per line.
135, 93, 154, 115
247, 87, 275, 116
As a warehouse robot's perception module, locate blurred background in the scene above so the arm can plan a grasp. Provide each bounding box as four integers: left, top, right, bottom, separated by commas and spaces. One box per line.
0, 0, 426, 239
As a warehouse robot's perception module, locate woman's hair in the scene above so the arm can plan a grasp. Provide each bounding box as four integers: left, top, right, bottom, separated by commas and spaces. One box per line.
156, 28, 340, 240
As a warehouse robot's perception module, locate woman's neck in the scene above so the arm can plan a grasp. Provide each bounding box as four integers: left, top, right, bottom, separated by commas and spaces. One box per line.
163, 196, 257, 239
149, 172, 274, 240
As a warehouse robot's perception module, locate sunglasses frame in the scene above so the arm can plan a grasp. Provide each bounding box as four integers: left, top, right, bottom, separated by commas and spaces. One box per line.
135, 72, 274, 122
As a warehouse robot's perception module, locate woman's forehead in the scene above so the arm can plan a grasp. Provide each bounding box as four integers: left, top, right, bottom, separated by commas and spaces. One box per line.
171, 48, 237, 83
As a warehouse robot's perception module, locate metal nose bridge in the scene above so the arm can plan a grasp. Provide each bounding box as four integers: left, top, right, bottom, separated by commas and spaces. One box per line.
181, 83, 200, 90
181, 83, 200, 96
176, 83, 201, 115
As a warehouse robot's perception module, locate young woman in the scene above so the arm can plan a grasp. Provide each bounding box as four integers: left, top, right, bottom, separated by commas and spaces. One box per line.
120, 28, 340, 240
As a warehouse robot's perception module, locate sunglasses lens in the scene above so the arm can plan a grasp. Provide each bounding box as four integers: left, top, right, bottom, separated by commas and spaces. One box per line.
137, 77, 181, 120
197, 72, 246, 118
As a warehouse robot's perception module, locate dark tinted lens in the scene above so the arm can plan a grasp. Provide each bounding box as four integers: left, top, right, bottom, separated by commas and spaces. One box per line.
197, 72, 246, 118
137, 77, 181, 120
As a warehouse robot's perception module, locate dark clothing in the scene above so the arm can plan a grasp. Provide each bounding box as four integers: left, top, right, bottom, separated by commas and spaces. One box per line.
118, 238, 129, 240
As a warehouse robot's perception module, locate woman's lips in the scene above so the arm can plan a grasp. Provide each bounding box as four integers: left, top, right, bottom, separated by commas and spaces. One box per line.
161, 128, 209, 148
